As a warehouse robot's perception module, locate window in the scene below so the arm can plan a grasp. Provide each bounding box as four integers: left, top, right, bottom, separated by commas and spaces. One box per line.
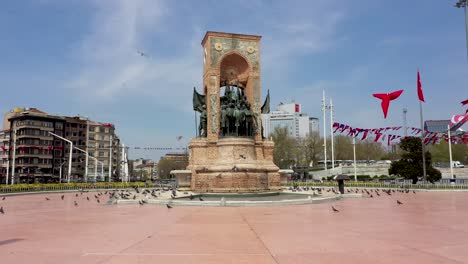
99, 151, 104, 157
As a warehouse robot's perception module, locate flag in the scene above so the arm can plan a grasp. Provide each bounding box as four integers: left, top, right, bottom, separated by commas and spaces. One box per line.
450, 113, 468, 131
373, 90, 404, 118
417, 70, 425, 102
462, 99, 468, 106
361, 130, 369, 141
261, 90, 270, 114
1, 146, 6, 151
374, 133, 382, 142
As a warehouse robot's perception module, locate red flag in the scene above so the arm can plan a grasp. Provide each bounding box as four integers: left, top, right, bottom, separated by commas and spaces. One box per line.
48, 146, 53, 151
374, 133, 382, 142
373, 90, 404, 118
1, 146, 6, 151
417, 70, 425, 102
462, 99, 468, 106
361, 130, 369, 141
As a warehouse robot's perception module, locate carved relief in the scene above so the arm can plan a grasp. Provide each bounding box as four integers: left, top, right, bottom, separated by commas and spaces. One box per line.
210, 37, 258, 68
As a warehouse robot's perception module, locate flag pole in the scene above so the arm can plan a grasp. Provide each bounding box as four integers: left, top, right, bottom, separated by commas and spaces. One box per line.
419, 99, 427, 181
322, 90, 327, 172
447, 125, 454, 179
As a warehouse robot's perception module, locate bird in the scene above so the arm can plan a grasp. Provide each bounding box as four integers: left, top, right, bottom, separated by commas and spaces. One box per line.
0, 206, 4, 214
239, 154, 246, 159
94, 195, 98, 199
133, 195, 137, 200
189, 194, 194, 200
413, 190, 416, 194
45, 197, 50, 200
199, 197, 204, 201
137, 50, 148, 57
87, 197, 90, 201
332, 206, 339, 212
2, 197, 5, 200
372, 90, 404, 118
139, 200, 144, 206
166, 204, 173, 209
97, 199, 100, 203
61, 195, 65, 200
75, 194, 78, 197
370, 194, 373, 198
397, 200, 403, 205
74, 201, 78, 207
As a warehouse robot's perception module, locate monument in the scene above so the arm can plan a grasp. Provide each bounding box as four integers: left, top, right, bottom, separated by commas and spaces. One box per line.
174, 31, 280, 193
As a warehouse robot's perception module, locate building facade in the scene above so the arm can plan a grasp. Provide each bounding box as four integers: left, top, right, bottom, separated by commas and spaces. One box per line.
7, 110, 66, 183
1, 108, 124, 183
262, 102, 319, 139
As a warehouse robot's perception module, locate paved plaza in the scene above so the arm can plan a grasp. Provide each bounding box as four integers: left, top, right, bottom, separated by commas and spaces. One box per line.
1, 191, 468, 264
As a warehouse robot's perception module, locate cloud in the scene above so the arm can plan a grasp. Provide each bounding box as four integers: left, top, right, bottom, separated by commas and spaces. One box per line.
67, 0, 200, 112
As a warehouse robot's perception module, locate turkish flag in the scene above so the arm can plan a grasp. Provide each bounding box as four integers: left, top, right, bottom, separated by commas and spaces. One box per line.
417, 71, 425, 102
48, 146, 53, 151
462, 99, 468, 106
373, 90, 404, 118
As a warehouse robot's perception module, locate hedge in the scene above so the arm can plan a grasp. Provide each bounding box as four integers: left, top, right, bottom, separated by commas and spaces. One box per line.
0, 182, 149, 194
286, 181, 468, 190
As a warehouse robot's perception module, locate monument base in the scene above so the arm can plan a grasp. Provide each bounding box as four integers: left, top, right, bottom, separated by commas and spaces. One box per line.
180, 137, 280, 193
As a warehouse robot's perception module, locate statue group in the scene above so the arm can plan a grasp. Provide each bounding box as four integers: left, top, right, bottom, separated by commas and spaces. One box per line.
193, 83, 269, 138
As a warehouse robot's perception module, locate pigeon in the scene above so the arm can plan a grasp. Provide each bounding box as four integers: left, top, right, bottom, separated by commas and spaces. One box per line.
0, 206, 4, 214
133, 195, 137, 200
413, 190, 416, 194
199, 197, 204, 201
75, 194, 78, 197
166, 204, 173, 209
189, 194, 194, 200
87, 197, 90, 201
397, 200, 403, 205
45, 197, 50, 200
370, 194, 373, 198
61, 195, 65, 200
74, 201, 78, 207
139, 200, 144, 206
95, 195, 98, 199
332, 206, 339, 212
97, 199, 100, 203
2, 197, 5, 200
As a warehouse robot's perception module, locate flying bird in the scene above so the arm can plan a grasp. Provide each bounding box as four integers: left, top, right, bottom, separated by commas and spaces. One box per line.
397, 200, 403, 205
332, 206, 339, 212
372, 90, 404, 118
137, 50, 148, 57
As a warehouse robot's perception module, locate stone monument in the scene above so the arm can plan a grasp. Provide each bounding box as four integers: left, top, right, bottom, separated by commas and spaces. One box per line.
174, 31, 280, 193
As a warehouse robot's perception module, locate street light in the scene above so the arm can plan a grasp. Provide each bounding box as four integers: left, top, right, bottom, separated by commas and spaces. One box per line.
455, 0, 468, 60
59, 159, 67, 183
73, 146, 90, 182
48, 131, 72, 183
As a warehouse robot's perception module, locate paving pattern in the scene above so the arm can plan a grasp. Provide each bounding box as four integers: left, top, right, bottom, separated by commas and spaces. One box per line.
1, 190, 468, 264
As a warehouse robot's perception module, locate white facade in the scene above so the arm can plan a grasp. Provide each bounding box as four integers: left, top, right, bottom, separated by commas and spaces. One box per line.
262, 103, 319, 139
309, 117, 319, 134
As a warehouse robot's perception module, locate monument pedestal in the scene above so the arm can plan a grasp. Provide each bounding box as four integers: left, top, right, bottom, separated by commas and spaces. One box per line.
185, 137, 280, 193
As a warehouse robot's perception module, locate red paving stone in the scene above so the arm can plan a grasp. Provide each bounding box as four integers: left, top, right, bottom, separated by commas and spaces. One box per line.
1, 191, 468, 263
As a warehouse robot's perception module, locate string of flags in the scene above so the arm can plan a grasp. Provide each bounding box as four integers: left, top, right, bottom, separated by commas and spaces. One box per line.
332, 122, 468, 145
0, 145, 188, 152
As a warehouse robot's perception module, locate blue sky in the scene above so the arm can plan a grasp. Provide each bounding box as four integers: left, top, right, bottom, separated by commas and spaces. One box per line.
1, 0, 467, 160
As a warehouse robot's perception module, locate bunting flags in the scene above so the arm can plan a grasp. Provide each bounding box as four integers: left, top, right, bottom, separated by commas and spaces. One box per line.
331, 121, 467, 145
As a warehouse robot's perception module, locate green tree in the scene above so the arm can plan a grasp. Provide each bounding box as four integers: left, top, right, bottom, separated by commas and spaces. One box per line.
157, 156, 188, 179
271, 127, 298, 169
427, 141, 468, 164
300, 132, 322, 167
389, 137, 441, 183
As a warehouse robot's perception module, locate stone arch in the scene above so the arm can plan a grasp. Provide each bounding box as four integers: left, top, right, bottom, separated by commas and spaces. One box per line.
217, 51, 251, 88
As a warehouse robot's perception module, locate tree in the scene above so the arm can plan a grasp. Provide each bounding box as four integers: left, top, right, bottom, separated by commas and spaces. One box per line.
300, 132, 322, 167
427, 141, 468, 164
157, 156, 188, 179
355, 139, 386, 161
271, 127, 298, 169
389, 137, 441, 183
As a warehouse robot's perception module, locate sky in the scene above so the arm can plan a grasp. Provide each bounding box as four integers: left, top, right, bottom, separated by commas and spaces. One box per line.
1, 0, 467, 160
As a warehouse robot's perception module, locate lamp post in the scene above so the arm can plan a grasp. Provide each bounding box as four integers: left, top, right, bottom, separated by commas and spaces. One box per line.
11, 128, 17, 185
455, 0, 468, 61
59, 160, 67, 183
48, 131, 72, 183
352, 136, 357, 182
73, 146, 89, 182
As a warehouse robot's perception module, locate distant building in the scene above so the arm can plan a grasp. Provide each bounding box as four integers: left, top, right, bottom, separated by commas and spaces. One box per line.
262, 102, 319, 139
424, 120, 450, 133
1, 108, 124, 183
